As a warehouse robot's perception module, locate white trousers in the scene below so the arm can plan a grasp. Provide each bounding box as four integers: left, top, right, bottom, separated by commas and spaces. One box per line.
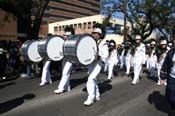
41, 61, 51, 83
125, 57, 131, 75
132, 62, 142, 83
103, 62, 108, 72
86, 61, 102, 101
107, 62, 115, 79
58, 61, 73, 91
157, 65, 162, 80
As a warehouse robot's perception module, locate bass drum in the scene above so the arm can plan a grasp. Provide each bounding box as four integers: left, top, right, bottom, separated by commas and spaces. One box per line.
38, 35, 64, 61
21, 40, 42, 62
64, 34, 98, 65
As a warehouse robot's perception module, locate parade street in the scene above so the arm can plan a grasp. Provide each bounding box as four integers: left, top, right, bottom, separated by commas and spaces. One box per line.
0, 68, 171, 116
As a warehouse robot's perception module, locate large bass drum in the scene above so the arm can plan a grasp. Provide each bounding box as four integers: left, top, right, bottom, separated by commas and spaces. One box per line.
64, 34, 98, 65
38, 35, 64, 61
21, 40, 42, 62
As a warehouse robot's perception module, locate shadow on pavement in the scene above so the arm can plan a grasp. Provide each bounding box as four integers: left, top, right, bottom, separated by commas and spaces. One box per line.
0, 93, 36, 114
0, 82, 16, 89
148, 91, 172, 116
81, 79, 112, 95
99, 80, 112, 94
70, 76, 87, 89
146, 75, 158, 82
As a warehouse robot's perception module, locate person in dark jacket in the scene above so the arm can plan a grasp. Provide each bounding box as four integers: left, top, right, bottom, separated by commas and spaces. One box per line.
160, 47, 175, 116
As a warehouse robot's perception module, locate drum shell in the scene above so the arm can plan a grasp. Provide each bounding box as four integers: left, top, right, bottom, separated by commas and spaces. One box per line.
38, 35, 64, 61
64, 35, 79, 63
64, 34, 98, 65
38, 36, 50, 59
21, 40, 31, 61
21, 40, 42, 62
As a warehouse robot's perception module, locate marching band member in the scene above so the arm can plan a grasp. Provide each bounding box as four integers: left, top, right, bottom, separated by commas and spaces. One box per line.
131, 35, 146, 85
39, 34, 53, 86
106, 40, 118, 80
123, 41, 132, 75
84, 25, 109, 106
118, 44, 125, 69
145, 43, 151, 69
160, 47, 175, 115
155, 39, 169, 85
148, 41, 157, 78
103, 40, 110, 72
54, 27, 74, 94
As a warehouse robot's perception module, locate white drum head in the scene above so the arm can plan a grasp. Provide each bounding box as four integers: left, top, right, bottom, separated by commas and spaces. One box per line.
47, 36, 64, 61
28, 41, 42, 62
77, 36, 97, 65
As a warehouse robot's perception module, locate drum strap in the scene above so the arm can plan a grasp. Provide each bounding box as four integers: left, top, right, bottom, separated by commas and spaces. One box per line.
97, 39, 103, 45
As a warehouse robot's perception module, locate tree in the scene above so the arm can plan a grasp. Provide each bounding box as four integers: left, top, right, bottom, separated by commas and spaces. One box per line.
0, 0, 49, 40
101, 0, 175, 41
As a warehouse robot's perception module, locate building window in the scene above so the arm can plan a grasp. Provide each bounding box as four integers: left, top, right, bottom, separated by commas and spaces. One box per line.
62, 26, 65, 30
78, 23, 82, 29
54, 26, 58, 32
93, 21, 96, 26
74, 24, 77, 30
88, 22, 91, 29
83, 23, 86, 29
59, 26, 61, 31
70, 24, 73, 28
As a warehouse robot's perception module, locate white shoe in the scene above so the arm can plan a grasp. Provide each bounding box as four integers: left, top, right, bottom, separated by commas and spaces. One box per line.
39, 82, 48, 86
54, 86, 71, 94
84, 100, 94, 106
2, 77, 6, 80
54, 89, 64, 94
131, 81, 136, 85
49, 80, 52, 84
157, 80, 160, 85
164, 81, 167, 86
96, 96, 100, 101
67, 86, 71, 91
39, 81, 52, 86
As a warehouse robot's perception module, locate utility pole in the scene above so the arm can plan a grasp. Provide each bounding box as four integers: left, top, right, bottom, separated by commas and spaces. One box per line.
124, 0, 127, 42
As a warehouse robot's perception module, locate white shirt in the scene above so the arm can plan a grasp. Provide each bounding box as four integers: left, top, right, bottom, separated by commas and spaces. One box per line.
132, 43, 146, 64
97, 39, 109, 63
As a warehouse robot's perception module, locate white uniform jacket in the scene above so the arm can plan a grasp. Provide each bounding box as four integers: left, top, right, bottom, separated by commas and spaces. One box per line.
97, 40, 109, 64
132, 43, 146, 65
108, 49, 118, 65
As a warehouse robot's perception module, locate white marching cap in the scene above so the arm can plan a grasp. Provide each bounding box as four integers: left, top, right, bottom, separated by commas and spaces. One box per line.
160, 40, 167, 45
135, 35, 141, 40
168, 43, 173, 46
110, 42, 115, 46
151, 41, 156, 45
64, 31, 72, 36
146, 43, 150, 46
93, 28, 102, 34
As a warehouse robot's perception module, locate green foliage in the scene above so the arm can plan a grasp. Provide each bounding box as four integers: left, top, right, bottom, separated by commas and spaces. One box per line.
101, 0, 175, 41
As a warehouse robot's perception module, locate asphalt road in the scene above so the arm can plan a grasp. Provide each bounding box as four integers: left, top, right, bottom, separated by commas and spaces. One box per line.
0, 68, 171, 116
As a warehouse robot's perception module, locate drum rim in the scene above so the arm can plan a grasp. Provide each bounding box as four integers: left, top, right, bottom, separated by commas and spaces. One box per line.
77, 34, 98, 65
22, 40, 42, 63
64, 34, 98, 65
